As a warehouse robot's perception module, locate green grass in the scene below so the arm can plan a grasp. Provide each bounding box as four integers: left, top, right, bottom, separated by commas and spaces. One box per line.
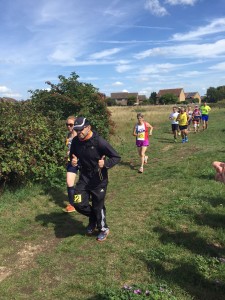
0, 106, 225, 299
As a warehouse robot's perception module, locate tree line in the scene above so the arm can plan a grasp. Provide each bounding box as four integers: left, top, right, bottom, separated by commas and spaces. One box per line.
106, 85, 225, 106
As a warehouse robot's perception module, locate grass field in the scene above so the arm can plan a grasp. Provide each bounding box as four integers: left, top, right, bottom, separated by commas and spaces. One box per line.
0, 105, 225, 300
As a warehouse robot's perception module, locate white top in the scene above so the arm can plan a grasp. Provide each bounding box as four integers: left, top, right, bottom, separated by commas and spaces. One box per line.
169, 112, 179, 124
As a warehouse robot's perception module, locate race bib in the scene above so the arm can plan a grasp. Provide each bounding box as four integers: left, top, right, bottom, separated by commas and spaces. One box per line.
74, 194, 82, 203
137, 132, 145, 139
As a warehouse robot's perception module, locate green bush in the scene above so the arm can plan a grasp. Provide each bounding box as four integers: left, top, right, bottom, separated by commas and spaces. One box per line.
29, 72, 114, 137
0, 101, 66, 186
0, 72, 115, 187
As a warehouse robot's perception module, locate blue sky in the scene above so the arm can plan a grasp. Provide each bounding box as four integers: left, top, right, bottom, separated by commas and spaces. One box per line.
0, 0, 225, 100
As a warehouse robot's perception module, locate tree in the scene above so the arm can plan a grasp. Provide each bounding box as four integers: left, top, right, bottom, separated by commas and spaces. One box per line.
158, 93, 178, 105
106, 97, 116, 106
127, 96, 136, 106
149, 92, 157, 105
29, 72, 114, 138
206, 87, 219, 103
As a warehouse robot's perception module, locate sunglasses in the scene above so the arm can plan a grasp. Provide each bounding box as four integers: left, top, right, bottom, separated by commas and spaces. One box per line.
66, 123, 74, 127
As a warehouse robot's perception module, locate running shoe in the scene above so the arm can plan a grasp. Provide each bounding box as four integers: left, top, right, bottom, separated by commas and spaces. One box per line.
182, 139, 185, 143
62, 204, 76, 213
86, 223, 97, 236
97, 228, 110, 242
185, 137, 188, 142
138, 167, 143, 173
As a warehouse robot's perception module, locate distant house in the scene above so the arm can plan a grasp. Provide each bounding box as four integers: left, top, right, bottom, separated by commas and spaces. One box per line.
185, 92, 201, 104
110, 92, 138, 106
157, 88, 186, 102
0, 97, 17, 103
138, 95, 147, 105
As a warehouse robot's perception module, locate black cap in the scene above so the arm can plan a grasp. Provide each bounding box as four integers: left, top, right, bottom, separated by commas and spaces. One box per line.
73, 117, 90, 131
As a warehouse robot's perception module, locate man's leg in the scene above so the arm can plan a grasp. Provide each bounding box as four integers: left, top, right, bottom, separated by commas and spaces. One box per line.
202, 116, 206, 130
91, 186, 110, 241
73, 181, 94, 219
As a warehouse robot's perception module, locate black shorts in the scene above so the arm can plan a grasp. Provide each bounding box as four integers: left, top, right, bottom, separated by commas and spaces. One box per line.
171, 124, 179, 131
193, 117, 200, 123
179, 125, 187, 130
67, 163, 79, 173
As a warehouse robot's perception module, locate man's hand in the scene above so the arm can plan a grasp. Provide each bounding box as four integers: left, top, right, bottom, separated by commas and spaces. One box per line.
98, 156, 105, 169
71, 154, 78, 167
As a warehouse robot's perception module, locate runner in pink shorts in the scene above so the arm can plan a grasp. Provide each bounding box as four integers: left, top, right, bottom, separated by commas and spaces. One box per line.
133, 113, 153, 173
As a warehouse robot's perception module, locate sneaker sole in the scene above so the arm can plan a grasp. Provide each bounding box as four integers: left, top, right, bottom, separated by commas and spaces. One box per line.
97, 230, 110, 242
62, 208, 76, 213
86, 226, 97, 236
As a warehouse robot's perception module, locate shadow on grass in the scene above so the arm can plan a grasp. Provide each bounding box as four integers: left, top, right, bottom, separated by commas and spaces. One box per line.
201, 196, 225, 207
35, 212, 85, 238
136, 226, 225, 300
153, 226, 225, 257
119, 159, 138, 170
43, 186, 68, 209
194, 212, 225, 230
142, 258, 225, 300
198, 173, 215, 180
153, 137, 175, 143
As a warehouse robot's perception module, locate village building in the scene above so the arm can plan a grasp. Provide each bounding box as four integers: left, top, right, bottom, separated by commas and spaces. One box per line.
157, 88, 186, 102
185, 92, 201, 103
110, 92, 139, 106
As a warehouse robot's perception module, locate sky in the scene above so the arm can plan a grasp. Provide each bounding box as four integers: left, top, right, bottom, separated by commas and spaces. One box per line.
0, 0, 225, 100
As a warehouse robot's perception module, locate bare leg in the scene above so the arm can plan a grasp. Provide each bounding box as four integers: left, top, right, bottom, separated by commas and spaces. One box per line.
137, 146, 147, 172
67, 172, 76, 187
212, 161, 225, 183
202, 120, 206, 130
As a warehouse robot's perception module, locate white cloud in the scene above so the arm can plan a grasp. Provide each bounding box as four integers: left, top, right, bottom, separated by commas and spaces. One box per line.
165, 0, 197, 5
48, 47, 76, 63
0, 86, 11, 93
177, 70, 202, 77
135, 39, 225, 59
209, 62, 225, 71
0, 86, 22, 98
141, 63, 178, 74
112, 81, 124, 86
145, 0, 168, 16
3, 92, 22, 98
103, 9, 127, 18
172, 18, 225, 41
89, 48, 121, 59
115, 64, 135, 73
145, 0, 198, 17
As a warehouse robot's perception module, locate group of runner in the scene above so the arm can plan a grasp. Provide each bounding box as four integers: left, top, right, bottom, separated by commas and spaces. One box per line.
133, 101, 212, 174
62, 104, 223, 242
169, 101, 211, 143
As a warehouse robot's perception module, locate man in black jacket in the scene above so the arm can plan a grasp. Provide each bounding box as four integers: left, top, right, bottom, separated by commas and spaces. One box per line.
70, 117, 121, 242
